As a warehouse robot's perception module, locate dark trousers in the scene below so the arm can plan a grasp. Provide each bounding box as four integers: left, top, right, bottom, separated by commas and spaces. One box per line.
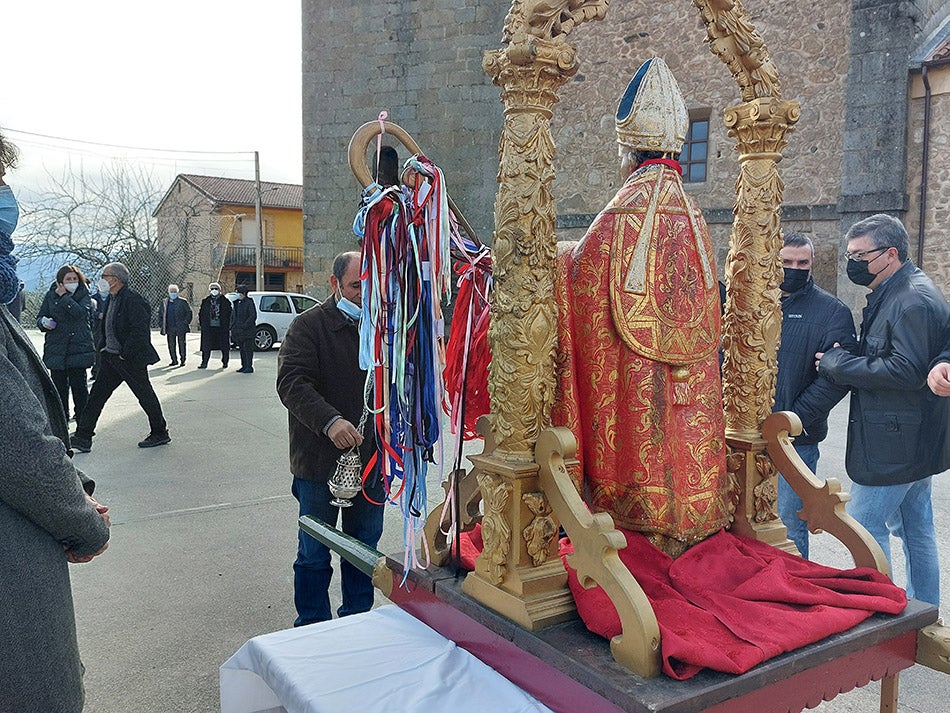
75, 352, 167, 438
91, 348, 102, 379
50, 367, 89, 420
237, 338, 254, 370
291, 473, 384, 626
166, 332, 187, 363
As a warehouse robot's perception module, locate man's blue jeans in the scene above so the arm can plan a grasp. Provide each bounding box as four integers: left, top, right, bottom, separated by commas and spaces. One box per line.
292, 474, 384, 626
847, 477, 939, 606
778, 442, 820, 560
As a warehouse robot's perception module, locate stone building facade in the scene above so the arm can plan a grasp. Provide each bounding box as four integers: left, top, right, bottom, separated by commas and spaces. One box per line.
302, 0, 950, 309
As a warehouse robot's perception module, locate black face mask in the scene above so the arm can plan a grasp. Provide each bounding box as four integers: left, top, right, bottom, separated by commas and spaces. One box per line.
846, 259, 876, 286
780, 267, 810, 293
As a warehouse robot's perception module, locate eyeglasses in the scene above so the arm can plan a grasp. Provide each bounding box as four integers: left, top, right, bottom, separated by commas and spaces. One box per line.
845, 246, 892, 262
101, 273, 116, 279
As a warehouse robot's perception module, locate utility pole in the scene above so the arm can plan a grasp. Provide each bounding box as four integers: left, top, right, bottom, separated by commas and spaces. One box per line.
254, 151, 264, 291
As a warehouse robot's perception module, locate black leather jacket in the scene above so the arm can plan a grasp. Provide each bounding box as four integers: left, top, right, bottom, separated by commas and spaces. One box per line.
819, 262, 950, 485
775, 279, 856, 446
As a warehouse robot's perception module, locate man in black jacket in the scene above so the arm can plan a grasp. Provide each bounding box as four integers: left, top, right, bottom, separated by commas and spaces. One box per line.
818, 214, 950, 606
774, 233, 856, 559
71, 262, 170, 452
230, 284, 257, 374
276, 251, 383, 626
159, 283, 193, 367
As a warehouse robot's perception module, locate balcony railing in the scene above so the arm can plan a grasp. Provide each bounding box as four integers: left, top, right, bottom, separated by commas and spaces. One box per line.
223, 245, 303, 270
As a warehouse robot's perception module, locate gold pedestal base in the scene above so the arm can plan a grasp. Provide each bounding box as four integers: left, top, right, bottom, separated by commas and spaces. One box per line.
460, 447, 577, 631
726, 433, 797, 552
462, 559, 576, 631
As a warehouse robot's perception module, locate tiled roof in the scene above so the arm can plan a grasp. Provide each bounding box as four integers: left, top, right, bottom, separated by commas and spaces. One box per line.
914, 17, 950, 66
925, 34, 950, 64
178, 174, 302, 210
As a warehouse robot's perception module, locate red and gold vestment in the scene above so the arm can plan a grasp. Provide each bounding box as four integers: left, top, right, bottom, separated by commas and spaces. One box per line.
554, 161, 733, 550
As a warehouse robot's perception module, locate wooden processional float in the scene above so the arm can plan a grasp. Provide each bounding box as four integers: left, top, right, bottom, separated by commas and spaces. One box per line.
323, 0, 950, 710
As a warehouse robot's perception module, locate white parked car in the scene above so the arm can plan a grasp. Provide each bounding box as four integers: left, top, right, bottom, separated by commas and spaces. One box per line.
227, 291, 320, 351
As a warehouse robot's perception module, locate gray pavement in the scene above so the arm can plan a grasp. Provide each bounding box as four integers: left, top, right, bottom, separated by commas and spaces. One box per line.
35, 330, 948, 712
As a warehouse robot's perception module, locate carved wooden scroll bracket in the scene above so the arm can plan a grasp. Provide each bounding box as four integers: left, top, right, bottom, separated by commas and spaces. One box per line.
762, 411, 889, 574
536, 427, 661, 678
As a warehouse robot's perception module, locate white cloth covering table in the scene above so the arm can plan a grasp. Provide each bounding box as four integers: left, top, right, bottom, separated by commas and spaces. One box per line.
220, 605, 554, 713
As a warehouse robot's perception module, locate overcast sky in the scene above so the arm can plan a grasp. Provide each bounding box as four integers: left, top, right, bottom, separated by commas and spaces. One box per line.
4, 2, 303, 190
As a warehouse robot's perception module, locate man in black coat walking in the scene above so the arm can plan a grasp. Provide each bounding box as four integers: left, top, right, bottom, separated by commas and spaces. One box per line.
71, 262, 170, 452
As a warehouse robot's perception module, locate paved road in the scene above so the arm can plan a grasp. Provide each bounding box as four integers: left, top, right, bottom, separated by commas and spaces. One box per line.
34, 330, 946, 712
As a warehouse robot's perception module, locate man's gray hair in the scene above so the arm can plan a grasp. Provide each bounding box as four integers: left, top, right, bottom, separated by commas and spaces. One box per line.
845, 214, 909, 262
104, 262, 130, 284
783, 232, 815, 257
332, 251, 360, 282
168, 283, 179, 292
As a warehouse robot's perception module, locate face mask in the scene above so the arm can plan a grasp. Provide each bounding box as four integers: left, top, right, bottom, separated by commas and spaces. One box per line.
336, 294, 361, 321
168, 292, 178, 300
64, 282, 79, 294
99, 290, 109, 299
846, 258, 876, 286
97, 278, 110, 293
0, 186, 20, 305
779, 267, 809, 294
210, 289, 220, 297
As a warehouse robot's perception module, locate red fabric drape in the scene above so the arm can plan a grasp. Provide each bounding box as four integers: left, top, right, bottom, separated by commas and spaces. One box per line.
560, 529, 906, 679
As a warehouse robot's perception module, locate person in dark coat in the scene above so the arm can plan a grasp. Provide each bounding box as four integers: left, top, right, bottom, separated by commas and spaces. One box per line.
276, 251, 383, 626
70, 262, 170, 452
197, 281, 231, 369
230, 283, 257, 373
90, 278, 110, 380
1, 150, 111, 713
159, 283, 193, 367
773, 233, 857, 559
36, 265, 96, 421
818, 214, 950, 606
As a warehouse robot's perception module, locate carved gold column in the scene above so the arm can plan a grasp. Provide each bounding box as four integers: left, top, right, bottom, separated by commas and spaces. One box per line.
461, 2, 608, 630
692, 0, 801, 548
720, 98, 800, 546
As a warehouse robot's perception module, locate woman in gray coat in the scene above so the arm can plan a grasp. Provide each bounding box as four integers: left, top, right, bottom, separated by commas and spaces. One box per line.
1, 168, 110, 712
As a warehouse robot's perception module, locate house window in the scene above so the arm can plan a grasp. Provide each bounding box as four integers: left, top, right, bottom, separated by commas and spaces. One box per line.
682, 117, 709, 183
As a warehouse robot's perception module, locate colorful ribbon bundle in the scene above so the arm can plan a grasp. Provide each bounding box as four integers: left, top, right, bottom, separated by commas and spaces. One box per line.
442, 235, 492, 441
354, 154, 452, 571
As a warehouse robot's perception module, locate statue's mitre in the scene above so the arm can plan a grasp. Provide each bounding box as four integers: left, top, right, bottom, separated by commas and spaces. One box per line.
615, 57, 688, 154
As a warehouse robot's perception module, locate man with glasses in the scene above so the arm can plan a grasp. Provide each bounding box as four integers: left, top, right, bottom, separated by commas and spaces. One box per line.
817, 213, 950, 606
71, 262, 171, 451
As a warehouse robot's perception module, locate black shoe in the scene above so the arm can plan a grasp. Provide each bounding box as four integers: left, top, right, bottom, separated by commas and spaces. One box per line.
221, 362, 229, 368
169, 361, 179, 366
138, 432, 171, 448
70, 433, 92, 453
198, 362, 208, 369
242, 367, 254, 374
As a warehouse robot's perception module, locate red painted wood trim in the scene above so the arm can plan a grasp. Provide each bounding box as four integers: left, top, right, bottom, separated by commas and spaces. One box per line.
698, 632, 918, 713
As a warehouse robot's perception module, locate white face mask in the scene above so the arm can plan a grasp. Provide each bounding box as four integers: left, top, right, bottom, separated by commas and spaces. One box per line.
64, 282, 79, 293
96, 278, 110, 293
335, 289, 361, 320
210, 289, 220, 296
